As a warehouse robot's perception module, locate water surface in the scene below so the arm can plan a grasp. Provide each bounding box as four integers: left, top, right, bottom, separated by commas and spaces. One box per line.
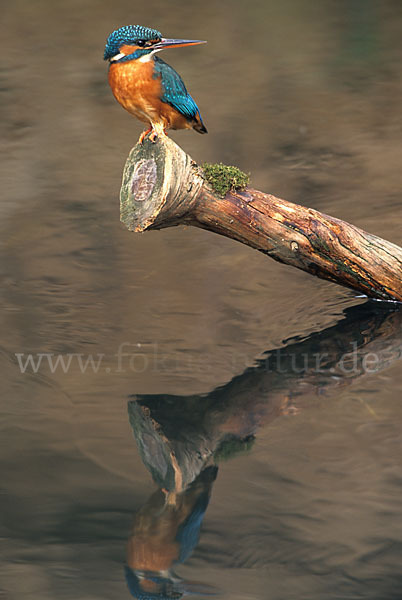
1, 1, 402, 598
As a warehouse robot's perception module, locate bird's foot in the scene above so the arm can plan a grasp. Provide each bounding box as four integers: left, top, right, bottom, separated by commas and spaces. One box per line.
139, 128, 168, 144
148, 130, 159, 143
138, 127, 152, 144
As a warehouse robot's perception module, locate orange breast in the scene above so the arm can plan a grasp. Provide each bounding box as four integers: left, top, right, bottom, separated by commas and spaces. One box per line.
108, 59, 192, 131
108, 59, 158, 124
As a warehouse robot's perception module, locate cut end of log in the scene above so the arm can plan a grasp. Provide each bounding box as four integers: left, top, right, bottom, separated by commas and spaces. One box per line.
120, 135, 204, 232
120, 137, 170, 232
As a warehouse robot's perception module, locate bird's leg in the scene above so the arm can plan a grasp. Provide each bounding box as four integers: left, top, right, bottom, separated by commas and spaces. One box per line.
148, 122, 168, 144
138, 127, 152, 145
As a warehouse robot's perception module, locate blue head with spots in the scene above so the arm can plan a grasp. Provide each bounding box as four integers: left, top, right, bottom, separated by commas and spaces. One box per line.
104, 25, 162, 62
104, 25, 206, 64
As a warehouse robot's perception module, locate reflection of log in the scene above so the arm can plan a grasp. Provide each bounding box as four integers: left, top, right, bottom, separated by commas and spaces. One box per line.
120, 137, 402, 301
128, 302, 402, 491
128, 399, 216, 492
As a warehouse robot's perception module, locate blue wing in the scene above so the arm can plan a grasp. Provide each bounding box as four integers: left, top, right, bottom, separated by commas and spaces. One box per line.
153, 56, 200, 120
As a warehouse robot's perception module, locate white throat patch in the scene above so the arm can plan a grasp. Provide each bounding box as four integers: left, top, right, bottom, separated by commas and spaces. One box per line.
138, 53, 152, 63
138, 49, 162, 63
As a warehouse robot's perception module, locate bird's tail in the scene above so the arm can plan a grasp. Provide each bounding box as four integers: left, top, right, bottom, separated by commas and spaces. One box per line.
193, 112, 208, 134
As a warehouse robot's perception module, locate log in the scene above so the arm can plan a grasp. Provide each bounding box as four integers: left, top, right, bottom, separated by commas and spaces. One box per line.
120, 136, 402, 301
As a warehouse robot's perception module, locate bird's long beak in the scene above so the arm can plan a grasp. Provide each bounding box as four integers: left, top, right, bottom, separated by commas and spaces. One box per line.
153, 38, 206, 50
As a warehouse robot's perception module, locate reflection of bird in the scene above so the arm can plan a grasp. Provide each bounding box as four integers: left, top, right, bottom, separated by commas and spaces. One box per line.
125, 466, 217, 599
104, 25, 207, 144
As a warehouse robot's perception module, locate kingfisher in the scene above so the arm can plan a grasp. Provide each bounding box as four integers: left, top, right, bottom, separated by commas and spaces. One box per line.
104, 25, 207, 144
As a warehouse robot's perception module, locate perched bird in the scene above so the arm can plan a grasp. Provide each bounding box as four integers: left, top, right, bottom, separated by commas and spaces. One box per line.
104, 25, 207, 144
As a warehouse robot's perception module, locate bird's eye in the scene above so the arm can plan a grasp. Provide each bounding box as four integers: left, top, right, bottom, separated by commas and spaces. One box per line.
136, 40, 145, 47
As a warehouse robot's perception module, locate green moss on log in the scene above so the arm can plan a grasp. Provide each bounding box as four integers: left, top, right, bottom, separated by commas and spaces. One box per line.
214, 434, 255, 462
202, 162, 250, 197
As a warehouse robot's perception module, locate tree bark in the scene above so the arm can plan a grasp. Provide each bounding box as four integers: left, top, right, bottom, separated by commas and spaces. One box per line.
120, 136, 402, 301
